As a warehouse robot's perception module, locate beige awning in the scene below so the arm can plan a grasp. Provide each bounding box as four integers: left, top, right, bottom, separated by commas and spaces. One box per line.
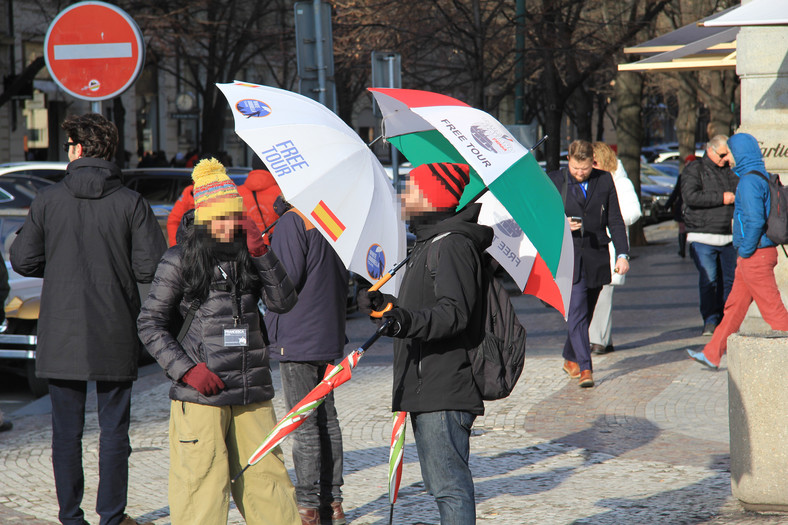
618, 7, 739, 72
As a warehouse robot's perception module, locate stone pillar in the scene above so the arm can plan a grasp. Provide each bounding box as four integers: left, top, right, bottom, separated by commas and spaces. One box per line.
728, 332, 788, 512
735, 25, 788, 329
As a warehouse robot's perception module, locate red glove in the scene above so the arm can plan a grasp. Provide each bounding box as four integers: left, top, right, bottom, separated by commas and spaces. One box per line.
242, 216, 267, 257
182, 363, 225, 396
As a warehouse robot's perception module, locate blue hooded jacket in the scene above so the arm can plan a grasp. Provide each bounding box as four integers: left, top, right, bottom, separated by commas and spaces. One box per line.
730, 133, 774, 258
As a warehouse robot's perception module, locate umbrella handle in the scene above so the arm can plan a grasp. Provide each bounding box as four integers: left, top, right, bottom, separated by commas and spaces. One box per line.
367, 255, 411, 318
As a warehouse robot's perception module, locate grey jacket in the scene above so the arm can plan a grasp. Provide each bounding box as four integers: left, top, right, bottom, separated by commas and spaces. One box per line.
137, 246, 297, 406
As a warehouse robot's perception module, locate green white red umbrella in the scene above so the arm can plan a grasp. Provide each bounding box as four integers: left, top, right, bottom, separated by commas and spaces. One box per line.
233, 323, 391, 481
387, 410, 408, 523
369, 88, 573, 318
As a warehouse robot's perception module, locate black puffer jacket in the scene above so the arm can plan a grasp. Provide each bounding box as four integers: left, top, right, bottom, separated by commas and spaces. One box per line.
10, 157, 166, 381
137, 245, 297, 406
681, 155, 738, 234
392, 205, 493, 415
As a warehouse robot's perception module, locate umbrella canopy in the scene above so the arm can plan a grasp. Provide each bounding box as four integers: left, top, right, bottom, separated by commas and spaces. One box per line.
369, 88, 572, 317
218, 81, 406, 294
244, 350, 362, 469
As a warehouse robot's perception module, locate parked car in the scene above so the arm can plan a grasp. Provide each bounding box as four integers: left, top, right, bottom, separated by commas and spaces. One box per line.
121, 166, 250, 205
641, 163, 676, 188
640, 169, 673, 224
0, 174, 55, 210
0, 161, 69, 182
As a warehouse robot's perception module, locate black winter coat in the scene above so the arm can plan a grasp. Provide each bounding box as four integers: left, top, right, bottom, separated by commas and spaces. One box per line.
392, 205, 493, 415
137, 245, 297, 406
681, 155, 738, 234
266, 209, 348, 362
548, 168, 629, 288
10, 157, 167, 381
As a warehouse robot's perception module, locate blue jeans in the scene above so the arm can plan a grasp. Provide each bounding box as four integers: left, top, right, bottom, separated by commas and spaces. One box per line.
690, 242, 737, 325
279, 361, 344, 508
49, 379, 132, 525
411, 410, 476, 525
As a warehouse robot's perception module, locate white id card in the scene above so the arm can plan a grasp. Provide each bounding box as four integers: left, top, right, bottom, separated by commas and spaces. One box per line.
224, 325, 249, 347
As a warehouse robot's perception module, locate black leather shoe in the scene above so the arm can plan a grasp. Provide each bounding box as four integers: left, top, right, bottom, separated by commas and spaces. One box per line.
591, 343, 607, 355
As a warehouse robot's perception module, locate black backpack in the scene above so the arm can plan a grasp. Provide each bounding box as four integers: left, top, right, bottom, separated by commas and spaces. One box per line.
426, 233, 527, 400
750, 171, 788, 245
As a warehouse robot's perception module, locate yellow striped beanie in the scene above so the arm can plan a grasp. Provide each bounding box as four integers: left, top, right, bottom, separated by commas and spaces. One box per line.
191, 158, 244, 224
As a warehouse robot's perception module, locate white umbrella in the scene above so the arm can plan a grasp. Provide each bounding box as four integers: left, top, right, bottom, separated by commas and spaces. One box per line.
218, 81, 406, 294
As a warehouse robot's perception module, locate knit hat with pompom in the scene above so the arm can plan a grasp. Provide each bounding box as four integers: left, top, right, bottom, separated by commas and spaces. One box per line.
409, 162, 471, 210
191, 158, 244, 224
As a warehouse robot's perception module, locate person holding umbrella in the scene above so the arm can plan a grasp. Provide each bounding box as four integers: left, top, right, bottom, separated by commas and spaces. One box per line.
265, 197, 349, 525
137, 158, 300, 525
359, 162, 493, 525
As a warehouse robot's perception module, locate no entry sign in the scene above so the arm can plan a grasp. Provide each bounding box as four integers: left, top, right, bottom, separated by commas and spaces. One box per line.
44, 1, 145, 101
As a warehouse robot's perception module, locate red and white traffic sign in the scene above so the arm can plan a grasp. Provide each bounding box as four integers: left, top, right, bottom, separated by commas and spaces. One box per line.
44, 1, 145, 101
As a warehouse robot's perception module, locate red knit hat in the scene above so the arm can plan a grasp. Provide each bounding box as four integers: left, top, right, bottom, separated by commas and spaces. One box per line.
409, 162, 471, 210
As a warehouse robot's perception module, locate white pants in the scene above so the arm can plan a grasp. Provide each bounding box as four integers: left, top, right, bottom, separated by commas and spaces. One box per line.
589, 284, 614, 347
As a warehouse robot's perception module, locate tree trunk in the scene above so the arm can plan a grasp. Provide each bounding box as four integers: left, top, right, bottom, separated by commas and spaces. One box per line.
615, 71, 646, 246
567, 86, 594, 141
676, 72, 698, 167
702, 70, 737, 138
201, 87, 227, 156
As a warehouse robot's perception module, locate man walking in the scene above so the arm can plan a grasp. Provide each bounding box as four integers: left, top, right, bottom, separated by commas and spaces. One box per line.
681, 135, 738, 335
10, 113, 167, 525
359, 162, 491, 525
265, 199, 349, 525
688, 132, 788, 370
548, 140, 629, 388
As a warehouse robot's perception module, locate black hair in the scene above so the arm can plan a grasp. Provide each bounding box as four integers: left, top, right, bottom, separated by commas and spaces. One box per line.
62, 113, 118, 160
180, 223, 262, 301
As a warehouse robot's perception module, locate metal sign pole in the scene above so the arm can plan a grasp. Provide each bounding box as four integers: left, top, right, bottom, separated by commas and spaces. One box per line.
313, 0, 326, 106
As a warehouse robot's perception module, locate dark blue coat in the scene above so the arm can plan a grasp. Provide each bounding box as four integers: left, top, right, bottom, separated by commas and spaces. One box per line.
548, 167, 629, 288
265, 209, 348, 362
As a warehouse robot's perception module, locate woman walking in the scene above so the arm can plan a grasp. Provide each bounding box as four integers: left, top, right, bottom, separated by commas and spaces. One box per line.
138, 158, 300, 525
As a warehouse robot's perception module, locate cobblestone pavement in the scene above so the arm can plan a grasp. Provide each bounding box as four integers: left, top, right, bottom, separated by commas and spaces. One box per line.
2, 222, 788, 524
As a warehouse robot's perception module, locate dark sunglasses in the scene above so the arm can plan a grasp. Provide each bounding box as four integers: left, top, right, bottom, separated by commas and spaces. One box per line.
63, 141, 78, 152
714, 148, 728, 159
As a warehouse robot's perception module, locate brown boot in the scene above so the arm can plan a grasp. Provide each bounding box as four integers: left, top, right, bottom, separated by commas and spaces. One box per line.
298, 506, 320, 525
320, 501, 346, 525
579, 370, 594, 388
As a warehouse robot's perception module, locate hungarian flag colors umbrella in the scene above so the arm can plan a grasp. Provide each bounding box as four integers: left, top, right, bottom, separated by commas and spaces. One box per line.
369, 88, 572, 317
218, 81, 406, 294
234, 323, 391, 481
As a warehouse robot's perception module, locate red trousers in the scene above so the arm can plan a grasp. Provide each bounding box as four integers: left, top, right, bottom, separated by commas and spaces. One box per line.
703, 247, 788, 366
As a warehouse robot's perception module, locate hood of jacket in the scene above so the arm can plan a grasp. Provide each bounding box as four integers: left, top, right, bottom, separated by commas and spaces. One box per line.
63, 157, 124, 199
410, 203, 494, 252
242, 169, 277, 192
729, 133, 766, 177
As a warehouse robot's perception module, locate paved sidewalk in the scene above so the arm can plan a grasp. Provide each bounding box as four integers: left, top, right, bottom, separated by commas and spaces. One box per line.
2, 222, 788, 524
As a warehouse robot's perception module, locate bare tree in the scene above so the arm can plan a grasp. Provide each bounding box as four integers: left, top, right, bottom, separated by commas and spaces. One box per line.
526, 0, 671, 172
126, 0, 298, 155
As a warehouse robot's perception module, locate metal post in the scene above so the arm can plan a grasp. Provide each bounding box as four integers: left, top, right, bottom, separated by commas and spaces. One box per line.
91, 101, 101, 114
313, 0, 326, 106
387, 55, 399, 187
515, 0, 525, 125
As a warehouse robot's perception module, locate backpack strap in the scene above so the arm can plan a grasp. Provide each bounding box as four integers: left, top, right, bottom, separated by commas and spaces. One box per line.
176, 298, 201, 344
